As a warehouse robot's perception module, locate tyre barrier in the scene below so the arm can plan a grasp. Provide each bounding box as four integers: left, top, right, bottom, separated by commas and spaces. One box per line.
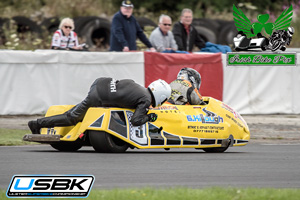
74, 16, 111, 49
12, 16, 42, 36
216, 20, 237, 45
0, 17, 9, 45
2, 16, 237, 49
194, 26, 217, 43
41, 17, 60, 34
136, 17, 157, 30
192, 18, 237, 45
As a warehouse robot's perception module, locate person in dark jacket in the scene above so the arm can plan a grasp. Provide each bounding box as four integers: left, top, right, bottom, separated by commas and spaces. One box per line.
28, 78, 171, 134
172, 8, 206, 52
109, 0, 155, 52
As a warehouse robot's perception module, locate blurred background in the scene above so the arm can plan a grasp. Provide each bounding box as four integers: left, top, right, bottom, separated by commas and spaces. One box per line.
0, 0, 299, 51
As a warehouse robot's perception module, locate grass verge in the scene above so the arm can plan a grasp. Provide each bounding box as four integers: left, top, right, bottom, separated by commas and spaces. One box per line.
1, 187, 300, 200
0, 128, 37, 146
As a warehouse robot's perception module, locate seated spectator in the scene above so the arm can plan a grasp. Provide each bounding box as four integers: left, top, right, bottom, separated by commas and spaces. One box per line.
149, 14, 178, 52
172, 8, 205, 52
51, 18, 82, 50
110, 0, 155, 52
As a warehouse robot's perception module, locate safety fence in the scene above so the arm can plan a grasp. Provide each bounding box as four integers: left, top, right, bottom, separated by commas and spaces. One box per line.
0, 50, 299, 115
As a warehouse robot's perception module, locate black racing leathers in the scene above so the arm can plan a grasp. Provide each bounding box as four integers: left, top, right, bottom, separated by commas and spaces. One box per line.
37, 78, 152, 128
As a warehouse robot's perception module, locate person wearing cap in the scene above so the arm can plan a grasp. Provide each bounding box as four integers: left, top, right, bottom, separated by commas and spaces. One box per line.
172, 8, 205, 52
149, 14, 178, 52
109, 0, 156, 52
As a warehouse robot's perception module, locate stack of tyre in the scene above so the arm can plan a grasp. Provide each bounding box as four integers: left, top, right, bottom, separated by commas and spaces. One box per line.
0, 16, 237, 49
192, 18, 237, 45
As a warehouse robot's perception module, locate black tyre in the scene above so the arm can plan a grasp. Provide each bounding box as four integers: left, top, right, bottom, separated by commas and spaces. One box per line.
79, 17, 111, 49
271, 40, 281, 51
41, 17, 60, 33
192, 18, 219, 36
74, 16, 100, 35
50, 142, 83, 152
0, 17, 9, 45
136, 17, 157, 30
202, 146, 229, 153
89, 131, 128, 153
12, 16, 42, 35
218, 21, 237, 45
194, 26, 217, 43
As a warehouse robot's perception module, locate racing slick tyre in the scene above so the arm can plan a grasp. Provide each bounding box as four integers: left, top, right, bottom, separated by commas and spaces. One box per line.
202, 146, 229, 153
89, 131, 129, 153
50, 142, 83, 152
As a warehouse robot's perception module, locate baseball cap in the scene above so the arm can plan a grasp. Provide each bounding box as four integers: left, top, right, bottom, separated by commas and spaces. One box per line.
121, 0, 134, 8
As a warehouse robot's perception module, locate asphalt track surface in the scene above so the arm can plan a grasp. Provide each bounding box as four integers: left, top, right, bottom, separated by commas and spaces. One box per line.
1, 143, 300, 189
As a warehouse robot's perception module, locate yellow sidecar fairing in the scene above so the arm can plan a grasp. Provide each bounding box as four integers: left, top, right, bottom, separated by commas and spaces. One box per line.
40, 97, 250, 149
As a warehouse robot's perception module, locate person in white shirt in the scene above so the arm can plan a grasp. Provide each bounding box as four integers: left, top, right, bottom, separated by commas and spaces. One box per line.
51, 18, 82, 50
149, 14, 178, 52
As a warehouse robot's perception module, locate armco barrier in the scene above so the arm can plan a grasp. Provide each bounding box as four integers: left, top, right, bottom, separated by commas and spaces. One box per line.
0, 50, 299, 115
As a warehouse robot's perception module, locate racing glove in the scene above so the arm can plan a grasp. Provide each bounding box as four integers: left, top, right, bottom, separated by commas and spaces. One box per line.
148, 113, 158, 122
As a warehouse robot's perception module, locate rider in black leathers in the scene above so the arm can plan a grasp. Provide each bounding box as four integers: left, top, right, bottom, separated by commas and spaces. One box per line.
28, 77, 171, 134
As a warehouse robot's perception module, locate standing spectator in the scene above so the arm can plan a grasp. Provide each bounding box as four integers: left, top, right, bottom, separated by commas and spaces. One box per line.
172, 8, 205, 52
149, 14, 178, 52
51, 18, 82, 50
109, 0, 155, 52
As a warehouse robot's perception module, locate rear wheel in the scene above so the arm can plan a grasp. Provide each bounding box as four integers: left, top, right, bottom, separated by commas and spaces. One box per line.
50, 142, 82, 152
89, 131, 128, 153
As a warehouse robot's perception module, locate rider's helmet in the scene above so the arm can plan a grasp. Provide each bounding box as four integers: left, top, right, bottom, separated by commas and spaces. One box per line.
287, 27, 294, 37
148, 79, 171, 107
177, 67, 201, 90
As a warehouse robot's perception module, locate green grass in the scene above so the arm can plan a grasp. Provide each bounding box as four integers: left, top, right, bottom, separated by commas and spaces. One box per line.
0, 128, 37, 146
1, 187, 300, 200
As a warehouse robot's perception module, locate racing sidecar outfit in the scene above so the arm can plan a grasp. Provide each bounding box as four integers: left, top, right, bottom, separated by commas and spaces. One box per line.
51, 29, 79, 49
167, 79, 203, 105
37, 78, 152, 128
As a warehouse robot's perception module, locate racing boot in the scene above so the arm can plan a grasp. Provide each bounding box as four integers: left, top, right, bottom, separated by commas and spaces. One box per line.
36, 114, 75, 128
28, 120, 41, 134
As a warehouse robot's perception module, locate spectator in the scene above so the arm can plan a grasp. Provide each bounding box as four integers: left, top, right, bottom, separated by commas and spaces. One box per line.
109, 0, 155, 52
172, 8, 205, 52
149, 14, 177, 52
51, 18, 82, 50
28, 78, 171, 134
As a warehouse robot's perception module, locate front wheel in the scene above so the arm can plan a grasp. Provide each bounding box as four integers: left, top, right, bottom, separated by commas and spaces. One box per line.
202, 146, 229, 153
89, 131, 128, 153
50, 142, 82, 152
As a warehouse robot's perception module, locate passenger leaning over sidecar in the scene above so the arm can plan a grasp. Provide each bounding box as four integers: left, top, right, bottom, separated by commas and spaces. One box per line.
167, 67, 205, 105
28, 78, 171, 134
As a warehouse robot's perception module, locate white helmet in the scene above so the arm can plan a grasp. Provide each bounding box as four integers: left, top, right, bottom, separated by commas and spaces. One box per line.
148, 79, 171, 107
177, 68, 201, 90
